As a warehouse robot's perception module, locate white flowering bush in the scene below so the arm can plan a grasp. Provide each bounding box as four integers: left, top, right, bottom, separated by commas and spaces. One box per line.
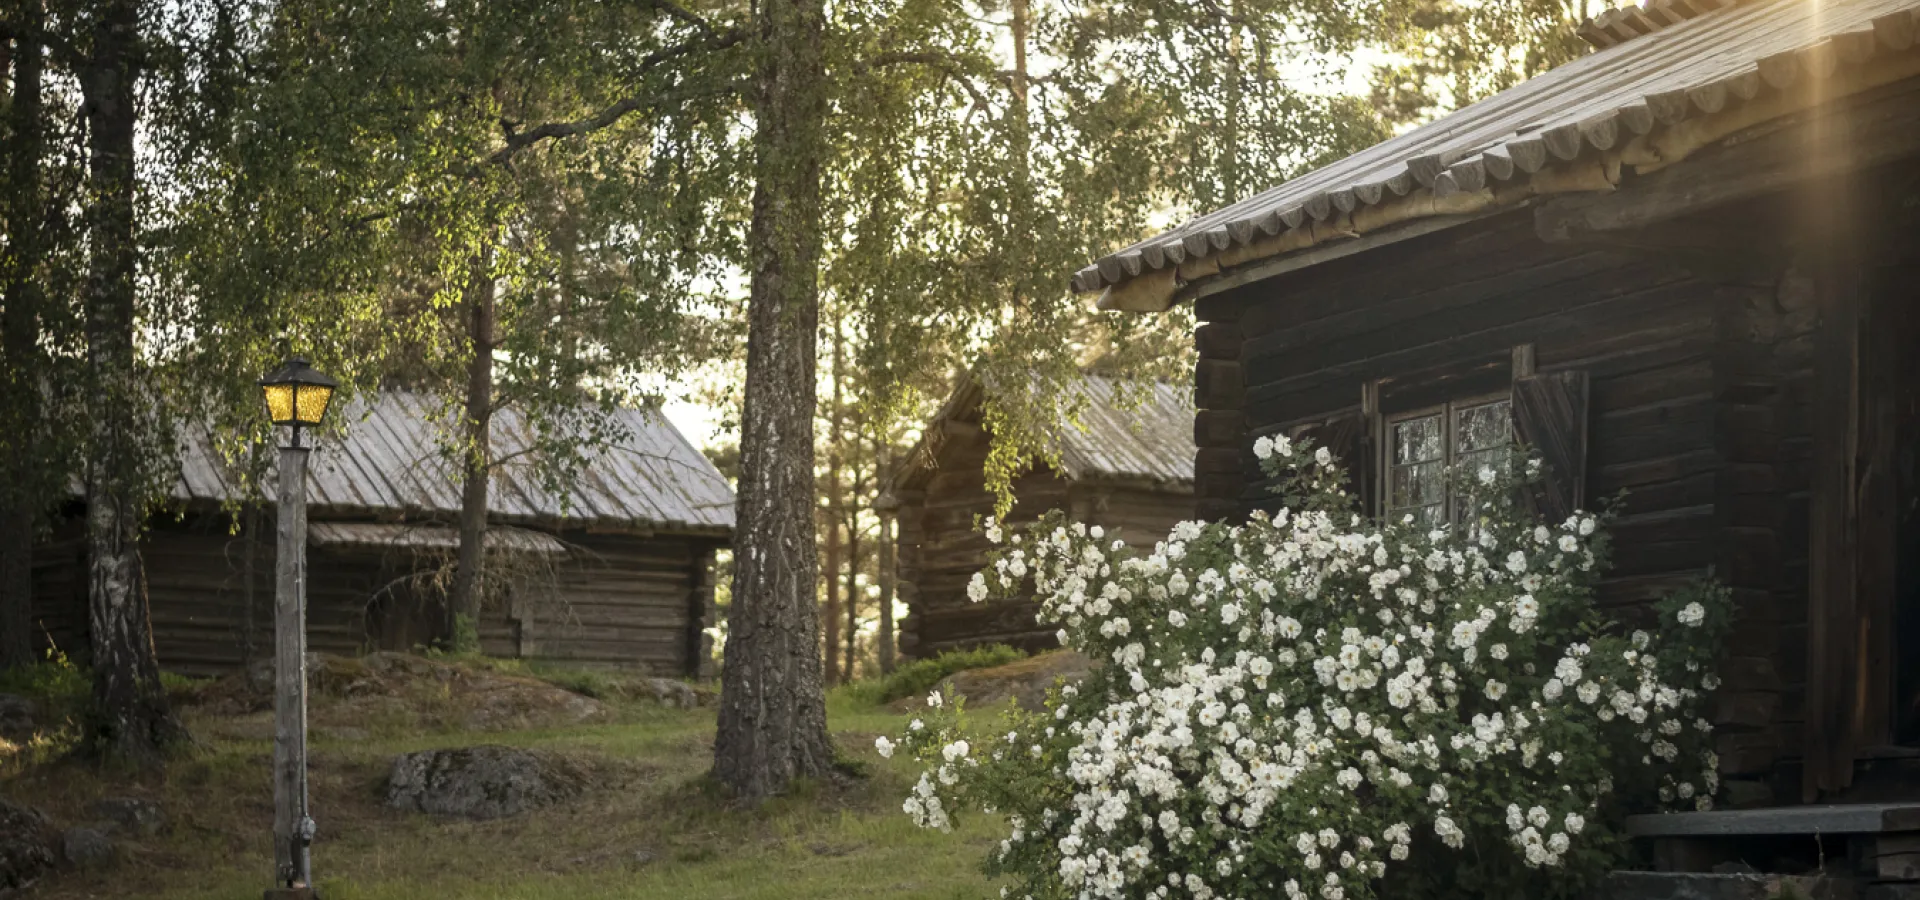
884, 436, 1732, 900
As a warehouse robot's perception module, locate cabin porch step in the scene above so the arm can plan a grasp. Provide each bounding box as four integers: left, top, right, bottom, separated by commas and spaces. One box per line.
1601, 872, 1857, 900
1624, 804, 1920, 881
1627, 804, 1920, 838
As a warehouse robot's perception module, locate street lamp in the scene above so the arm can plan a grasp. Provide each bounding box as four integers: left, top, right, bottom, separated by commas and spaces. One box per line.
258, 357, 336, 899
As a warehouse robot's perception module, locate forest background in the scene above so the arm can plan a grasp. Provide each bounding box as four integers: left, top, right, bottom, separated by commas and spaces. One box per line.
0, 0, 1606, 770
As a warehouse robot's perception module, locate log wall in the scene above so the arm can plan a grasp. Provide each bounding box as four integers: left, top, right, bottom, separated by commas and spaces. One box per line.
29, 512, 721, 677
896, 424, 1193, 660
1193, 208, 1801, 795
482, 532, 719, 676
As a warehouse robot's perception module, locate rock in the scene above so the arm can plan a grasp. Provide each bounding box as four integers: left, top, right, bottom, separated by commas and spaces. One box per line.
1719, 779, 1776, 809
89, 797, 167, 837
460, 681, 605, 731
384, 745, 588, 820
0, 694, 34, 743
933, 650, 1093, 713
0, 800, 59, 892
638, 678, 705, 710
61, 827, 113, 868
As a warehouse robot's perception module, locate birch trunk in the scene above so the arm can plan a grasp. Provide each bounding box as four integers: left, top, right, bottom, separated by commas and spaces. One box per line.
449, 250, 495, 649
712, 0, 834, 801
0, 0, 46, 670
81, 0, 182, 762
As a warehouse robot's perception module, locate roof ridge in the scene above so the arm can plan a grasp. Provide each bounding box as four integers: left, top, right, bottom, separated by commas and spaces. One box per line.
1577, 0, 1744, 49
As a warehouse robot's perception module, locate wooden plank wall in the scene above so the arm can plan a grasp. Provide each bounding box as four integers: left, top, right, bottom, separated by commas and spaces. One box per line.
896, 422, 1071, 659
484, 532, 715, 676
1195, 209, 1792, 787
31, 513, 719, 678
897, 424, 1194, 660
26, 519, 88, 662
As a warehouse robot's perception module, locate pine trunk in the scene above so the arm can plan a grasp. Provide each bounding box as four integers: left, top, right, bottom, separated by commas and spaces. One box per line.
821, 317, 843, 685
448, 251, 495, 648
876, 437, 895, 674
1222, 0, 1242, 203
712, 0, 834, 801
0, 0, 46, 671
81, 0, 182, 763
876, 510, 895, 673
843, 510, 858, 682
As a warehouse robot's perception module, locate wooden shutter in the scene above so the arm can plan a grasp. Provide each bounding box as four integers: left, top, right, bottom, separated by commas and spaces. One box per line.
1510, 370, 1590, 525
1288, 410, 1375, 515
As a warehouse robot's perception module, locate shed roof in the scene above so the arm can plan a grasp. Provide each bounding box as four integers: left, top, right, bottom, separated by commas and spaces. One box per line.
175, 392, 734, 535
1074, 0, 1920, 311
892, 372, 1196, 493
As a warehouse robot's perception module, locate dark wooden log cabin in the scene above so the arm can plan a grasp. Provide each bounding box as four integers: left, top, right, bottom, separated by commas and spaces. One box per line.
29, 392, 733, 678
1072, 0, 1920, 868
888, 372, 1197, 659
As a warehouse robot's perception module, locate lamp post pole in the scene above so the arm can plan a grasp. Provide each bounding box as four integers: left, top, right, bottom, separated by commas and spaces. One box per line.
270, 425, 316, 898
257, 355, 337, 900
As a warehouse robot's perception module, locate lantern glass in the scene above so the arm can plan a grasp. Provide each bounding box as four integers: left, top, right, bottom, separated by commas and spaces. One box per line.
264, 383, 298, 425
293, 384, 333, 425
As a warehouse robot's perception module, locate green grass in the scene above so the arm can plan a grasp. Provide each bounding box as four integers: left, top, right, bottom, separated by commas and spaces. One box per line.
835, 645, 1026, 708
4, 662, 1006, 900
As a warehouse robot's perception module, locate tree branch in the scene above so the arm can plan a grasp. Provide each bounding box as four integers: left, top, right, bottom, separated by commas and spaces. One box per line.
487, 29, 748, 167
860, 50, 997, 113
638, 0, 723, 38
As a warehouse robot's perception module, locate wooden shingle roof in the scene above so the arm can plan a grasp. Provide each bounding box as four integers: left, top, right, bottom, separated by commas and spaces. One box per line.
173, 392, 735, 535
1075, 0, 1920, 311
891, 372, 1196, 493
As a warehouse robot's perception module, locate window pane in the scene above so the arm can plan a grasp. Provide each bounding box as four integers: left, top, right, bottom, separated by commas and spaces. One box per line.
1453, 447, 1508, 520
1393, 414, 1442, 465
1390, 460, 1444, 510
1454, 399, 1511, 453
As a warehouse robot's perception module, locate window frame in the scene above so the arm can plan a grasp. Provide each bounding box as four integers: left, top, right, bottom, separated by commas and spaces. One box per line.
1379, 390, 1513, 526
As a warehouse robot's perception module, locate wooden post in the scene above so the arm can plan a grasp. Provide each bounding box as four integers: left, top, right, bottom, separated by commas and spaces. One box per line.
272, 440, 314, 892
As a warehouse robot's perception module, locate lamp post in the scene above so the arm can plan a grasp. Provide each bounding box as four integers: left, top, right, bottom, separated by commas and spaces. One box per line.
258, 357, 337, 900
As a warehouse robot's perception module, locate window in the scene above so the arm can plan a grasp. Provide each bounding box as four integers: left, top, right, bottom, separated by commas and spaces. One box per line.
1386, 397, 1512, 526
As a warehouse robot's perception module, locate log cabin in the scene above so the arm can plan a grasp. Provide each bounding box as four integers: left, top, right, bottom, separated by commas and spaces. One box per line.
30, 392, 733, 678
888, 371, 1196, 659
1071, 0, 1920, 876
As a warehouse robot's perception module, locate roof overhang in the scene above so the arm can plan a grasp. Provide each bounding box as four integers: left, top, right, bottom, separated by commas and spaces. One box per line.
1080, 0, 1920, 313
308, 522, 571, 556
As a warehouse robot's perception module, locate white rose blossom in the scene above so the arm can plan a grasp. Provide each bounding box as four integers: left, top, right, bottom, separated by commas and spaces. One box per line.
886, 443, 1728, 900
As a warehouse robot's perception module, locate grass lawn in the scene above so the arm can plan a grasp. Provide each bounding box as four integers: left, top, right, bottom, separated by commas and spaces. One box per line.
3, 670, 1007, 900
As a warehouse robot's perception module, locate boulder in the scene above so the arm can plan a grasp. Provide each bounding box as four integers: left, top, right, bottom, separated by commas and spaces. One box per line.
926, 650, 1093, 713
384, 745, 587, 820
88, 797, 167, 837
60, 826, 113, 868
0, 800, 58, 893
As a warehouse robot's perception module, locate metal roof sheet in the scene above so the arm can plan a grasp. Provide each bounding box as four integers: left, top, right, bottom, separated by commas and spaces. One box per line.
1073, 0, 1920, 299
173, 391, 734, 535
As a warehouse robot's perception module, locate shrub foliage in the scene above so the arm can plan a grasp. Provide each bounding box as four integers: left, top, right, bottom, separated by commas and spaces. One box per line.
844, 644, 1028, 707
883, 438, 1731, 900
